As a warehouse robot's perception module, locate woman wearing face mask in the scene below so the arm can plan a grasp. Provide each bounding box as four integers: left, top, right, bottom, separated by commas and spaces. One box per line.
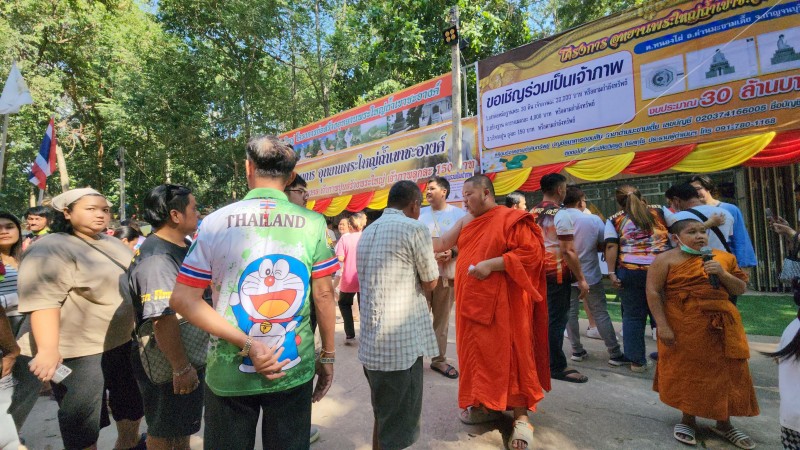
604, 185, 671, 372
646, 212, 757, 449
16, 188, 145, 450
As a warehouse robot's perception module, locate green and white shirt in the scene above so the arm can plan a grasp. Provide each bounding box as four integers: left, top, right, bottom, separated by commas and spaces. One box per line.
177, 188, 338, 396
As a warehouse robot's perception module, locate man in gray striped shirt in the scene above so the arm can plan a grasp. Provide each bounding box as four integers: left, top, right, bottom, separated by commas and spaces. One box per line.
356, 180, 439, 450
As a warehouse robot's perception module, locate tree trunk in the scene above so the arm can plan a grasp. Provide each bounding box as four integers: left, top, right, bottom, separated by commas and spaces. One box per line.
95, 128, 104, 191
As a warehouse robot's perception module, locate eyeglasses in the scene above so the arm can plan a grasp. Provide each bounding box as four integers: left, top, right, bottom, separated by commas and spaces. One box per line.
285, 189, 308, 195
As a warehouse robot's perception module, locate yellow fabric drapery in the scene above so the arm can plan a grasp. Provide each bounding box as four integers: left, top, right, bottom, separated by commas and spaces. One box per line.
323, 195, 352, 216
565, 152, 636, 181
367, 188, 390, 210
492, 167, 532, 195
671, 132, 776, 172
305, 200, 316, 210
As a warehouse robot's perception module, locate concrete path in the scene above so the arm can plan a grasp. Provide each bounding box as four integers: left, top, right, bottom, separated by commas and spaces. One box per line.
18, 314, 784, 449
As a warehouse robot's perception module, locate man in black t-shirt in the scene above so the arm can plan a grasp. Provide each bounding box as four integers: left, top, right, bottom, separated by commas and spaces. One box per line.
128, 184, 202, 450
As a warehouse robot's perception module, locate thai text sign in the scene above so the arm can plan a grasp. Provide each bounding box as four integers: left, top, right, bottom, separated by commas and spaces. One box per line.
280, 74, 453, 159
478, 0, 800, 172
297, 118, 479, 200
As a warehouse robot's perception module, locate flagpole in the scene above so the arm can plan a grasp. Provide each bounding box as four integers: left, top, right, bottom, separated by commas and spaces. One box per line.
37, 188, 44, 205
0, 114, 8, 190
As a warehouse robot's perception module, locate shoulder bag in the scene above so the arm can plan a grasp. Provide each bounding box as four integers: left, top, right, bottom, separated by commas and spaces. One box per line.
73, 235, 209, 385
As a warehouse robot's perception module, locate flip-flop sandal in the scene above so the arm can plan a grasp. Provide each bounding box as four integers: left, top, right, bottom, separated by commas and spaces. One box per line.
507, 419, 534, 449
552, 369, 588, 383
709, 426, 756, 449
431, 363, 459, 379
673, 424, 697, 446
459, 406, 502, 425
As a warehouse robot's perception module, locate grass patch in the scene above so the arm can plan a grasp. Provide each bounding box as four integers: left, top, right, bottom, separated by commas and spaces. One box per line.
577, 293, 796, 337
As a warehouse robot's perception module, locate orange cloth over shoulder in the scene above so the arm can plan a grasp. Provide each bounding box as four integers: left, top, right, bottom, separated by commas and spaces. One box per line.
455, 206, 550, 412
653, 250, 759, 421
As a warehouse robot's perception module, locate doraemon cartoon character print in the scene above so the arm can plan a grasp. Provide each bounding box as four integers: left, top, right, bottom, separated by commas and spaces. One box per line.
230, 254, 309, 373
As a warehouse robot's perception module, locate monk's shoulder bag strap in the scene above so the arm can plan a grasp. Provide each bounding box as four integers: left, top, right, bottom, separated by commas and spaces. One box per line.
685, 208, 732, 253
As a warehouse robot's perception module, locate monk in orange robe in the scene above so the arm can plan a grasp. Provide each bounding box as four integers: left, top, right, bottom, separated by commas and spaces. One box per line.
646, 213, 758, 449
434, 175, 549, 450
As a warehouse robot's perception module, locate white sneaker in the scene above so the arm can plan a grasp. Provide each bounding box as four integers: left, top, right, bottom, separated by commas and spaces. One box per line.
310, 426, 320, 444
585, 327, 601, 340
652, 327, 657, 341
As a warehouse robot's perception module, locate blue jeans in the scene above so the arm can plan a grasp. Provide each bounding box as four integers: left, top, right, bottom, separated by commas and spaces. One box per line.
547, 281, 572, 373
618, 268, 651, 365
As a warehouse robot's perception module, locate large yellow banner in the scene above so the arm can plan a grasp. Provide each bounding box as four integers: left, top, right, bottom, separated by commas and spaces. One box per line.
478, 0, 800, 172
297, 118, 479, 200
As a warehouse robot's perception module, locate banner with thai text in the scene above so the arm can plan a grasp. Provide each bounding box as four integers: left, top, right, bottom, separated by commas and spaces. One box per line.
478, 0, 800, 173
297, 118, 479, 200
280, 74, 453, 160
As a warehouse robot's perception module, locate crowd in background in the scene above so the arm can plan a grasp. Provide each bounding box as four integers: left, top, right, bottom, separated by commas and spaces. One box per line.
0, 135, 797, 450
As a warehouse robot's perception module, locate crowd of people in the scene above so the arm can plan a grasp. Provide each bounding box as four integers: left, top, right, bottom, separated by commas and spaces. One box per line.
0, 134, 797, 450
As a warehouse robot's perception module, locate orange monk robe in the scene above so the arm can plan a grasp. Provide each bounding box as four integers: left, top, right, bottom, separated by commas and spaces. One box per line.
653, 250, 759, 421
455, 206, 550, 412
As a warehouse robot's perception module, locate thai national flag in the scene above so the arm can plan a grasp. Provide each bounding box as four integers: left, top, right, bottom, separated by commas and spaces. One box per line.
28, 118, 57, 189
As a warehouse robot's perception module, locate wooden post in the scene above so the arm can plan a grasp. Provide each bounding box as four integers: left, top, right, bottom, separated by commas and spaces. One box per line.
56, 145, 70, 192
0, 114, 8, 190
449, 6, 463, 172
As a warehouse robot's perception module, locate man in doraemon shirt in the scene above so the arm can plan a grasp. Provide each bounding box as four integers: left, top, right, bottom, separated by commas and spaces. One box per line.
170, 135, 338, 450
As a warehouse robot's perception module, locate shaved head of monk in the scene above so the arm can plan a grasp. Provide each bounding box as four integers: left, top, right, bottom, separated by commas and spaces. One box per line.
463, 175, 496, 217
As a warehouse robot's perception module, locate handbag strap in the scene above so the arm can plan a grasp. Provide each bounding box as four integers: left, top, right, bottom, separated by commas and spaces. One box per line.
70, 233, 129, 272
685, 208, 732, 253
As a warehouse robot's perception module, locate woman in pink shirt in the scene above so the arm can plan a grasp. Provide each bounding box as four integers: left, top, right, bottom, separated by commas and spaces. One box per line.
336, 212, 367, 343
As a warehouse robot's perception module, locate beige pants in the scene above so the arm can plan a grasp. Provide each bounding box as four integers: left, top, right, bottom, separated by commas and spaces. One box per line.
426, 277, 454, 364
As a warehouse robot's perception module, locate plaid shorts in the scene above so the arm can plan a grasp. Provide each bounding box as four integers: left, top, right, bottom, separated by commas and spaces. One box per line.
783, 426, 800, 450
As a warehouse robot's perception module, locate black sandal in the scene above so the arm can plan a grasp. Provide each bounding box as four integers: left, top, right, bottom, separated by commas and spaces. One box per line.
552, 369, 588, 383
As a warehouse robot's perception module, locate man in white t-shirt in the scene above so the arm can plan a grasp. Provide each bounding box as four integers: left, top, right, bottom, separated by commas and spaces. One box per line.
666, 183, 733, 252
562, 187, 625, 365
418, 176, 466, 379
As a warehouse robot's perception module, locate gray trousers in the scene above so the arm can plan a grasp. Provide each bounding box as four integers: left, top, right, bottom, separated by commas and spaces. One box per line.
566, 283, 622, 358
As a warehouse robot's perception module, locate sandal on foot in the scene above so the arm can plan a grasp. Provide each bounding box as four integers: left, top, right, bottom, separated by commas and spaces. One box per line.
673, 424, 697, 446
507, 420, 534, 449
552, 369, 588, 383
709, 426, 756, 449
459, 406, 502, 425
431, 363, 459, 379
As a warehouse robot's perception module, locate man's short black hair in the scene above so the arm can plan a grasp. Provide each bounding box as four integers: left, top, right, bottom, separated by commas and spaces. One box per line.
428, 176, 451, 199
387, 180, 421, 210
665, 185, 677, 201
465, 174, 495, 197
540, 173, 567, 196
505, 191, 525, 208
24, 205, 54, 222
246, 135, 298, 180
142, 184, 193, 229
670, 183, 701, 201
563, 185, 584, 207
286, 174, 307, 189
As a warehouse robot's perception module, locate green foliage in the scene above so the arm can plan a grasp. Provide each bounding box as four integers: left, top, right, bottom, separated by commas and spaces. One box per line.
0, 0, 637, 216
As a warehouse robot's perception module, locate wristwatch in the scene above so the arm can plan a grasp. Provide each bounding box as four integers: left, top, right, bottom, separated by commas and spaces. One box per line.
237, 337, 252, 357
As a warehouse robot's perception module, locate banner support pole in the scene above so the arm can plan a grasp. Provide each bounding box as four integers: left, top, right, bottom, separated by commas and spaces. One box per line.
449, 6, 463, 173
0, 114, 8, 190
